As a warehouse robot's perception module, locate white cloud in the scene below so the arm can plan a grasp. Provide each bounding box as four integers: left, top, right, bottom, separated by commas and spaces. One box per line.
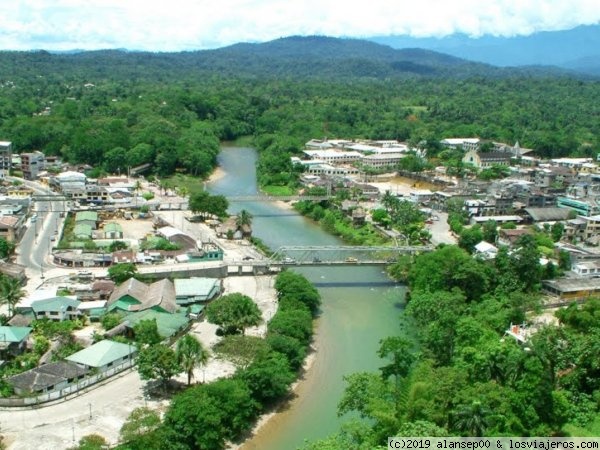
0, 0, 598, 51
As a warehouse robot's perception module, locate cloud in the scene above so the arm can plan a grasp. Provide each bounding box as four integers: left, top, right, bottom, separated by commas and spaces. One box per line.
0, 0, 598, 51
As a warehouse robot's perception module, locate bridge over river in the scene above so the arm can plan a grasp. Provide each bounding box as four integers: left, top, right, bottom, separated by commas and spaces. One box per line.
230, 245, 433, 267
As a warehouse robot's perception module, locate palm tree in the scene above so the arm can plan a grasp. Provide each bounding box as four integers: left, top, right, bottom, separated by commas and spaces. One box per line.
0, 275, 26, 317
133, 179, 142, 207
235, 209, 253, 238
452, 401, 490, 436
176, 334, 209, 386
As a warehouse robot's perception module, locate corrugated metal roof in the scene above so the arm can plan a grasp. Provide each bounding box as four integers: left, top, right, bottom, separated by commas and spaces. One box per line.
125, 310, 189, 338
174, 278, 220, 298
75, 211, 98, 222
0, 326, 32, 343
31, 297, 81, 313
67, 340, 136, 368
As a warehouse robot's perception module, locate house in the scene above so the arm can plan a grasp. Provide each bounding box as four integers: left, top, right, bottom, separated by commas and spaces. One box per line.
103, 222, 123, 239
497, 229, 532, 247
107, 278, 178, 314
174, 278, 221, 305
156, 226, 196, 250
30, 297, 81, 321
8, 361, 89, 395
73, 223, 93, 239
76, 300, 107, 321
474, 241, 498, 260
571, 260, 600, 277
66, 340, 137, 372
75, 211, 98, 229
0, 215, 26, 242
0, 325, 32, 357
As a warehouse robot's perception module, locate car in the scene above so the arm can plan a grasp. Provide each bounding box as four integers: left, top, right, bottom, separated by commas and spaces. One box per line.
282, 257, 296, 264
30, 214, 38, 223
50, 236, 56, 242
345, 257, 358, 263
312, 257, 322, 263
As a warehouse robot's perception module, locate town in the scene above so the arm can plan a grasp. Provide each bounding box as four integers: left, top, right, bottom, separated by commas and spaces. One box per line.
0, 133, 599, 447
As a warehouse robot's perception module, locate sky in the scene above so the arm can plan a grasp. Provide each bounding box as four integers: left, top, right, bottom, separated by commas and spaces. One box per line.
1, 0, 599, 52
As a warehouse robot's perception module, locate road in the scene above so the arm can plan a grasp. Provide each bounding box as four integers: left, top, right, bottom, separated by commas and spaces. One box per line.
12, 179, 65, 286
0, 369, 155, 450
427, 212, 457, 246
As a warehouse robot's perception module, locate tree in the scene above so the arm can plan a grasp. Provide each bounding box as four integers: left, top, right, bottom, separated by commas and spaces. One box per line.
274, 270, 321, 315
206, 293, 261, 335
235, 209, 253, 236
0, 238, 15, 259
120, 407, 162, 448
107, 263, 138, 283
0, 275, 25, 317
163, 378, 258, 449
71, 434, 108, 450
451, 401, 491, 436
137, 344, 181, 392
239, 351, 295, 403
133, 319, 162, 346
176, 334, 209, 385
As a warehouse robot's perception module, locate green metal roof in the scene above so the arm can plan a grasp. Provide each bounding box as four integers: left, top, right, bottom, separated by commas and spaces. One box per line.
108, 297, 140, 313
0, 326, 32, 343
125, 310, 189, 338
189, 304, 204, 314
75, 211, 98, 222
73, 223, 93, 237
66, 340, 137, 368
31, 297, 81, 313
174, 278, 220, 301
104, 222, 123, 233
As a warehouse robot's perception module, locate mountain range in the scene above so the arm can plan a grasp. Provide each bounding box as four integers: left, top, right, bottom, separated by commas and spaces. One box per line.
2, 27, 598, 81
369, 24, 600, 75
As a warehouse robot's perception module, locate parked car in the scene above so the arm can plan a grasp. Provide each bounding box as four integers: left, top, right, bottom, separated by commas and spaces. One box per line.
345, 257, 358, 263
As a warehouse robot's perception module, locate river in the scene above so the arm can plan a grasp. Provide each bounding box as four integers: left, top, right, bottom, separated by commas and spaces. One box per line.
208, 146, 406, 450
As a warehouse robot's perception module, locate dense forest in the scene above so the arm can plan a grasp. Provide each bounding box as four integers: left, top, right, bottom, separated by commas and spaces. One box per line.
0, 38, 598, 184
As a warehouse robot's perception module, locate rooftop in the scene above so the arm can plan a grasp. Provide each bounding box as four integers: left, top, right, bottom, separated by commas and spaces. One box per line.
31, 297, 81, 313
67, 340, 136, 368
0, 325, 32, 343
75, 211, 98, 222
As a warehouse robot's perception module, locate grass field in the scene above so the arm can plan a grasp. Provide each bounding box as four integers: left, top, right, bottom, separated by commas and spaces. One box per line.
563, 414, 600, 436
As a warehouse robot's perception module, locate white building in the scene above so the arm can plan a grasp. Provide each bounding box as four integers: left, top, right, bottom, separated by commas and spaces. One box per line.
441, 138, 480, 152
0, 141, 12, 179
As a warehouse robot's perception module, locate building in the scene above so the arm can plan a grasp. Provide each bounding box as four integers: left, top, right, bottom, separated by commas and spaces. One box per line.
0, 325, 31, 357
174, 278, 221, 305
0, 214, 26, 243
20, 151, 46, 180
303, 149, 363, 165
66, 340, 137, 372
108, 278, 178, 314
30, 297, 81, 321
571, 260, 600, 277
51, 171, 86, 193
123, 310, 190, 339
75, 211, 99, 229
462, 149, 512, 168
0, 141, 12, 179
441, 138, 480, 152
557, 196, 600, 217
542, 278, 600, 301
8, 361, 89, 395
360, 153, 405, 169
102, 222, 123, 239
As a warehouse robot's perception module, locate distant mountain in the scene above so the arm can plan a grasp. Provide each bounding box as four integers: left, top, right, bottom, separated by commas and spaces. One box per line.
0, 35, 578, 81
369, 24, 600, 75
